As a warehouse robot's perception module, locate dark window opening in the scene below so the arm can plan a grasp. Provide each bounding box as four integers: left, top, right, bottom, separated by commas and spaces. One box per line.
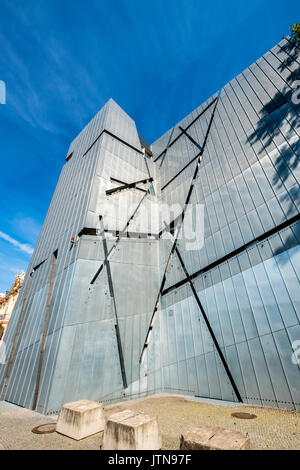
261, 94, 288, 117
32, 259, 47, 273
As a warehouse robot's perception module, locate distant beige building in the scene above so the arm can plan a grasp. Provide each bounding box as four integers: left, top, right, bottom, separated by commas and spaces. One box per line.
0, 272, 25, 340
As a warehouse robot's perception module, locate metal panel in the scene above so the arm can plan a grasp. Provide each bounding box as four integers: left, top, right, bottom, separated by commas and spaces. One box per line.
1, 37, 299, 413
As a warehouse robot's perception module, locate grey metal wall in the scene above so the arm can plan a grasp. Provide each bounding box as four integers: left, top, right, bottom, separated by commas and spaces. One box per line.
154, 36, 300, 410
0, 37, 299, 413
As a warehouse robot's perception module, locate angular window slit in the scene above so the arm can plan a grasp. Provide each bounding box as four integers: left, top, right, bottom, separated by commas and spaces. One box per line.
32, 259, 47, 272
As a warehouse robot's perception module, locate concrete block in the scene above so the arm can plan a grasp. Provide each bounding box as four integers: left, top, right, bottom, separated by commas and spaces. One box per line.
180, 425, 250, 450
56, 400, 105, 440
102, 409, 162, 450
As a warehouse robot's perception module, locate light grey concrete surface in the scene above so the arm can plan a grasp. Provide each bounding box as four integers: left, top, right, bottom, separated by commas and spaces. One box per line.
1, 395, 300, 450
0, 38, 299, 415
102, 409, 161, 450
0, 401, 102, 450
56, 400, 105, 440
180, 425, 250, 450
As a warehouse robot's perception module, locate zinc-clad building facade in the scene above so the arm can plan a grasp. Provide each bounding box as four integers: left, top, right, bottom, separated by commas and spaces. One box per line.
0, 36, 299, 413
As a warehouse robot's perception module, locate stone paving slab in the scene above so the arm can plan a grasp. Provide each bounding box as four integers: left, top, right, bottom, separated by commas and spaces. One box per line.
180, 425, 250, 450
0, 405, 102, 450
105, 395, 300, 450
0, 395, 299, 450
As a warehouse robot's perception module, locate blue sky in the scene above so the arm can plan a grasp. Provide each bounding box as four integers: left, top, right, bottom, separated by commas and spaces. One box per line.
0, 0, 297, 292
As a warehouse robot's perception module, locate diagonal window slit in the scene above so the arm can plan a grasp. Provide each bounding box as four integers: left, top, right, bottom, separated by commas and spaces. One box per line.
98, 216, 127, 389
154, 96, 217, 162
139, 97, 220, 365
174, 247, 243, 403
90, 189, 149, 285
106, 177, 153, 196
178, 126, 202, 151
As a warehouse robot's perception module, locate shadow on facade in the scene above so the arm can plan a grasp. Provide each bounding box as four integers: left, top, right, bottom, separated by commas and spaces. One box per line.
247, 38, 300, 259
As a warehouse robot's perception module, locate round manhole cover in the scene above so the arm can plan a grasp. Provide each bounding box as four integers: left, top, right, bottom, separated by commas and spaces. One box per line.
231, 412, 257, 420
31, 423, 56, 434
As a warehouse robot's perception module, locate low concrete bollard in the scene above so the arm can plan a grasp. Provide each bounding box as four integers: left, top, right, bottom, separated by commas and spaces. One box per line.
180, 425, 250, 450
102, 409, 162, 450
56, 399, 105, 440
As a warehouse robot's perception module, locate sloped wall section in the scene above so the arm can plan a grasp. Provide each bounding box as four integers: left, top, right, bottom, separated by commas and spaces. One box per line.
0, 37, 299, 413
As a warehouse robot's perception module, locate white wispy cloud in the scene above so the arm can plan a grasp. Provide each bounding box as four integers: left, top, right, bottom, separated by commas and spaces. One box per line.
0, 231, 33, 255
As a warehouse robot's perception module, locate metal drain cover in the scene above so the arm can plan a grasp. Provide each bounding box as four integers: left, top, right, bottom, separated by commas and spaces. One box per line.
31, 423, 56, 434
231, 412, 257, 420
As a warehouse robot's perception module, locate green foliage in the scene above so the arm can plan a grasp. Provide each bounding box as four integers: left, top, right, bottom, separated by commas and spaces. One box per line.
290, 23, 300, 43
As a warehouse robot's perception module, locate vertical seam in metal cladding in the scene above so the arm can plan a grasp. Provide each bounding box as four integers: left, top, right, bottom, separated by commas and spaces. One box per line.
98, 216, 127, 389
238, 265, 283, 407
228, 80, 293, 214
155, 96, 216, 163
267, 47, 300, 89
43, 261, 78, 413
32, 250, 58, 410
219, 93, 264, 216
252, 254, 296, 406
2, 40, 300, 412
140, 98, 219, 363
159, 126, 175, 168
244, 65, 299, 152
39, 139, 102, 412
277, 39, 300, 67
9, 270, 42, 403
174, 247, 243, 402
237, 70, 293, 218
224, 82, 280, 206
255, 56, 300, 135
229, 78, 284, 228
2, 274, 32, 384
90, 190, 148, 285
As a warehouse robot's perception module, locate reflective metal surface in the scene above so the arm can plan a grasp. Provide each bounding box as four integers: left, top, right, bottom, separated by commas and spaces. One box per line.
0, 38, 299, 414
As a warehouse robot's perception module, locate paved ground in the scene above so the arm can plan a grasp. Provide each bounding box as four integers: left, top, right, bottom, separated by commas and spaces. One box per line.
0, 401, 102, 450
0, 395, 299, 450
109, 394, 300, 450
